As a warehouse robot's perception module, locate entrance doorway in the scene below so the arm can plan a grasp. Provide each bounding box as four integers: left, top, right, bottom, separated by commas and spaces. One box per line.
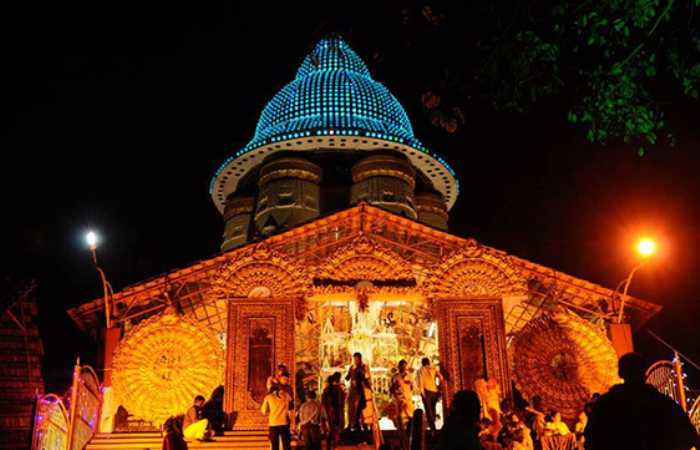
224, 297, 295, 430
296, 296, 444, 429
434, 298, 511, 403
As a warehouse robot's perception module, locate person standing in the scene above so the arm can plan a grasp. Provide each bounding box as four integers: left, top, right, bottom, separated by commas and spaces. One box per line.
345, 352, 370, 431
322, 372, 346, 450
202, 386, 224, 437
475, 377, 501, 421
417, 357, 444, 431
183, 395, 212, 442
261, 384, 294, 450
298, 390, 326, 450
584, 352, 699, 450
391, 360, 415, 449
391, 360, 415, 433
267, 363, 293, 397
524, 395, 546, 444
437, 390, 483, 450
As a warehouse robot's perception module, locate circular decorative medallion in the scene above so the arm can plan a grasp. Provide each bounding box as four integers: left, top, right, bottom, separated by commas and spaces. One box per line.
512, 312, 619, 419
112, 313, 224, 426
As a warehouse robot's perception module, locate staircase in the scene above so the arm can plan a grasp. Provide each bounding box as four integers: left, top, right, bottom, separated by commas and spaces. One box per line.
86, 431, 272, 450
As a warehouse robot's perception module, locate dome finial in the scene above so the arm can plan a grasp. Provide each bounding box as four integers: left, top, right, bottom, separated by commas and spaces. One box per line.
296, 35, 370, 79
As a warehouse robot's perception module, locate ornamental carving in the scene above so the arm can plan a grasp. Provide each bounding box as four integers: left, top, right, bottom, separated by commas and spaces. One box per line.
212, 243, 308, 299
315, 235, 414, 281
426, 244, 527, 299
511, 311, 619, 420
111, 313, 224, 426
435, 298, 511, 403
225, 299, 295, 429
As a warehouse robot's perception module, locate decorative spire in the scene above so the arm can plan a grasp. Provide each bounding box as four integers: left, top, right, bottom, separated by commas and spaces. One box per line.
296, 36, 371, 79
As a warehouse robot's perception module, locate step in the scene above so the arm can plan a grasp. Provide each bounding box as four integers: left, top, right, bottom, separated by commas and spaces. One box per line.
87, 431, 275, 450
93, 431, 268, 438
87, 442, 271, 450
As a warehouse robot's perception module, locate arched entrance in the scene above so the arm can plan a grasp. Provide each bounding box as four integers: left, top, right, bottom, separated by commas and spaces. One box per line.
296, 237, 444, 429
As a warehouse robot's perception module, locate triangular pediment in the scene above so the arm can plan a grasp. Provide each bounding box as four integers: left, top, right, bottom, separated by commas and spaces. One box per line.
68, 204, 661, 334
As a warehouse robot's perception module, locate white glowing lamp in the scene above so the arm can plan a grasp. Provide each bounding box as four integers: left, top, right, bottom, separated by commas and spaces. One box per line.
86, 231, 99, 250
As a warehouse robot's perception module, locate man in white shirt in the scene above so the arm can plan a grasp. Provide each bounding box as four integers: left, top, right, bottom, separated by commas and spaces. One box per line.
261, 385, 294, 450
298, 390, 326, 450
417, 357, 444, 431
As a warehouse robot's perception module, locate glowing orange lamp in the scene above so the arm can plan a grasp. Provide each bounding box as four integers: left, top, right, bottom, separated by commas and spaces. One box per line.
616, 237, 657, 323
636, 238, 657, 258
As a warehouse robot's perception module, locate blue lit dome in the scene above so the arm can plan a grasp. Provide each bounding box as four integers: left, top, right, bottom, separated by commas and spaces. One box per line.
250, 38, 417, 148
211, 37, 459, 212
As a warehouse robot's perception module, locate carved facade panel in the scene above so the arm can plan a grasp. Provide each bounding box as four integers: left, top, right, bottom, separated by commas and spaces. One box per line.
315, 235, 414, 281
212, 244, 309, 299
426, 244, 527, 299
224, 298, 295, 430
435, 298, 511, 402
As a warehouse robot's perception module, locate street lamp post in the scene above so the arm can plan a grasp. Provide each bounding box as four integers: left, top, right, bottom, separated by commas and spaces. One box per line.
85, 230, 119, 433
86, 231, 114, 328
615, 238, 656, 324
607, 238, 657, 356
615, 261, 646, 324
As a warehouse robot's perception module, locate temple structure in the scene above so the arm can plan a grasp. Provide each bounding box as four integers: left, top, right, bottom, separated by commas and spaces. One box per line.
68, 37, 662, 439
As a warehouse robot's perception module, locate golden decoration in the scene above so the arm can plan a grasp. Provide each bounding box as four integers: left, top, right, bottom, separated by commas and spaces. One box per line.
511, 312, 619, 420
225, 299, 296, 429
425, 244, 527, 298
111, 313, 224, 426
212, 243, 308, 299
434, 298, 512, 402
690, 397, 700, 435
315, 235, 414, 281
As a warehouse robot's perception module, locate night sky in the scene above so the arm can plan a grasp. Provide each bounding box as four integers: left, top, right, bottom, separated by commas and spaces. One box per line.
2, 3, 700, 393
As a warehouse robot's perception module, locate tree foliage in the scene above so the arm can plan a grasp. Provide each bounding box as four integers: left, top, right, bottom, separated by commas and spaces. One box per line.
399, 1, 700, 154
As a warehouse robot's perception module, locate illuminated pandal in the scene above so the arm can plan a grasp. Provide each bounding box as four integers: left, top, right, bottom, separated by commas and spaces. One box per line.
111, 312, 224, 426
512, 311, 619, 419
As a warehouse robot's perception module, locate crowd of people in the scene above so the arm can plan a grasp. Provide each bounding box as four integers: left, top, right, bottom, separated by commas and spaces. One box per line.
162, 352, 699, 450
437, 353, 699, 450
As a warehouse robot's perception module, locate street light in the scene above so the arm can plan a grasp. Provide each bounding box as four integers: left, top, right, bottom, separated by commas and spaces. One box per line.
86, 231, 98, 250
636, 237, 657, 258
616, 237, 657, 323
85, 230, 114, 328
84, 230, 119, 433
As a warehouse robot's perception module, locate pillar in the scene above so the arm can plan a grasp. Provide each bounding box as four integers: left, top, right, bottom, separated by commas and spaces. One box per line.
255, 157, 321, 236
350, 153, 417, 219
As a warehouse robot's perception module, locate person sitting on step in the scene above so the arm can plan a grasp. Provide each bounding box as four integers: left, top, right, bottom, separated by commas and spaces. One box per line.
183, 395, 213, 442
